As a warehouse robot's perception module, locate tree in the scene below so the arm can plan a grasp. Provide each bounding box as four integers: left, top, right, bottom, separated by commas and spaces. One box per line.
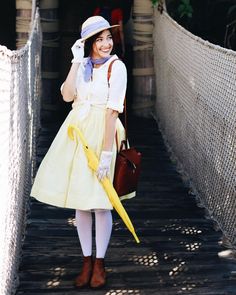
153, 0, 236, 49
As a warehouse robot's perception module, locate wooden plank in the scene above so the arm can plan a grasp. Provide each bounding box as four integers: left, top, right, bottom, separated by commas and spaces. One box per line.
16, 116, 236, 295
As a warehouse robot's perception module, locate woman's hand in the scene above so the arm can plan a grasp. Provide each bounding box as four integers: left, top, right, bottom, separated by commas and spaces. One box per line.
71, 39, 84, 63
61, 39, 84, 101
96, 151, 113, 181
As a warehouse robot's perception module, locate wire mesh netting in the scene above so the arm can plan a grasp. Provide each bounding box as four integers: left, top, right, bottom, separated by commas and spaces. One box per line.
0, 9, 42, 295
153, 9, 236, 248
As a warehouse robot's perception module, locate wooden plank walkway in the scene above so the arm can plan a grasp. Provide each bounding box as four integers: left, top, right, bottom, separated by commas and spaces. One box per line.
16, 115, 236, 295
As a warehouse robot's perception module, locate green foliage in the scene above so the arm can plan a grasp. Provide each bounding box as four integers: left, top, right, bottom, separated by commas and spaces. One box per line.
225, 3, 236, 50
227, 4, 236, 17
177, 0, 193, 18
152, 0, 193, 19
151, 0, 160, 7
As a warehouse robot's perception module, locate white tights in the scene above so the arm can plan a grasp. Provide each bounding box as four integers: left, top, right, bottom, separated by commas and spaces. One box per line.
75, 209, 112, 258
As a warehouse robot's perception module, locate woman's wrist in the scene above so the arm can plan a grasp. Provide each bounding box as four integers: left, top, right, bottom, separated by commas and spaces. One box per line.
102, 147, 112, 152
101, 150, 112, 155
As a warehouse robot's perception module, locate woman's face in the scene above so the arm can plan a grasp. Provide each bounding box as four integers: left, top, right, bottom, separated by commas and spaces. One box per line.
91, 29, 113, 59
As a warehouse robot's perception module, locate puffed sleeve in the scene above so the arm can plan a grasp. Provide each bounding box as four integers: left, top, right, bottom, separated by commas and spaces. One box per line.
106, 60, 127, 113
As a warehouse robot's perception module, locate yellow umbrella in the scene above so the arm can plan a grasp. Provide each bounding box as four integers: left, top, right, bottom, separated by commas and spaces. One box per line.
68, 124, 140, 243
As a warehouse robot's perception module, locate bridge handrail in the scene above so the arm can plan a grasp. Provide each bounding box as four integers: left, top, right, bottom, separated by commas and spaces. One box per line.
153, 8, 236, 249
0, 8, 42, 295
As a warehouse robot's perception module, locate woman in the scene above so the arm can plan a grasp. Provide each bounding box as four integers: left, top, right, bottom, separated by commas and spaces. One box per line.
31, 16, 134, 289
93, 0, 125, 58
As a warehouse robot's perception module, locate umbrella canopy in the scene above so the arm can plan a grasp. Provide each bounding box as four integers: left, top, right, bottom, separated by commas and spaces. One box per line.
68, 124, 140, 243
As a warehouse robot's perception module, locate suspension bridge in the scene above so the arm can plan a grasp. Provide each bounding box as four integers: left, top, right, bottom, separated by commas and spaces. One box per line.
1, 5, 236, 295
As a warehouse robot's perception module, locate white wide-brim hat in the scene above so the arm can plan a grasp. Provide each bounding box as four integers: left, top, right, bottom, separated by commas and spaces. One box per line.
81, 16, 119, 41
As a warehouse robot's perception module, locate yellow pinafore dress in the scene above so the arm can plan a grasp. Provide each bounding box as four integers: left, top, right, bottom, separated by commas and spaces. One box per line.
31, 55, 135, 210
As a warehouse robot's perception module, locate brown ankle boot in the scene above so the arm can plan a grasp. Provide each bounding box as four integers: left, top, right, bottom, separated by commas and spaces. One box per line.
90, 258, 106, 288
75, 256, 92, 288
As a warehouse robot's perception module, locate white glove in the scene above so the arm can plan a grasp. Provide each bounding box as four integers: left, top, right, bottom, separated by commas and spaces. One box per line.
71, 39, 84, 63
96, 151, 113, 181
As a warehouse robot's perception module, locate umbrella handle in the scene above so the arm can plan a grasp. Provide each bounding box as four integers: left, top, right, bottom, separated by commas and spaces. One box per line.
68, 125, 88, 147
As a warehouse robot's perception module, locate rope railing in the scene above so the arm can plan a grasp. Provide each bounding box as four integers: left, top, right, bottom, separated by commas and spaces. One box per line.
0, 8, 42, 295
153, 8, 236, 248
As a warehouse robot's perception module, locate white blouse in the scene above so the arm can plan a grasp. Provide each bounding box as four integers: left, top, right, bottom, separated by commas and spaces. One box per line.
72, 54, 127, 118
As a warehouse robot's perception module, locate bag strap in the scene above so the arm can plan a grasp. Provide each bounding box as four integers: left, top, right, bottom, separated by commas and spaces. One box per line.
107, 59, 128, 150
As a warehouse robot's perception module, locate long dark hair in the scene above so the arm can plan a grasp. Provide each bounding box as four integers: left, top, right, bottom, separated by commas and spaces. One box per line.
84, 29, 114, 57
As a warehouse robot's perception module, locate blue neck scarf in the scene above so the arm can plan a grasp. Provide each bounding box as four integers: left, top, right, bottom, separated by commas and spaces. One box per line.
84, 56, 111, 82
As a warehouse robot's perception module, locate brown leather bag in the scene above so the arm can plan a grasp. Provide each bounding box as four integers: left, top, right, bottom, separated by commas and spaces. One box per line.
113, 139, 142, 196
107, 59, 142, 196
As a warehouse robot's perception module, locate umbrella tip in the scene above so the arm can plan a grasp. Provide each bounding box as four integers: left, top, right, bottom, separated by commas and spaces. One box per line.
134, 234, 140, 244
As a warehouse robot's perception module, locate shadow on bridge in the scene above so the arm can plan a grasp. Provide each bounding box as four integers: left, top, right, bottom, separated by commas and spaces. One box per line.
16, 114, 236, 295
